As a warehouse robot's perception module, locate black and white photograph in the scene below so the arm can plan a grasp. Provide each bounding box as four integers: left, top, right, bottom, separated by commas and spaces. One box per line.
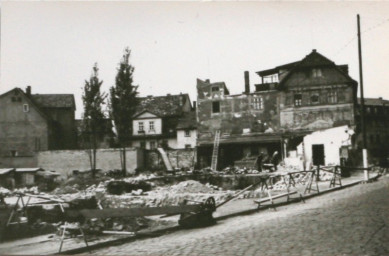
0, 1, 388, 255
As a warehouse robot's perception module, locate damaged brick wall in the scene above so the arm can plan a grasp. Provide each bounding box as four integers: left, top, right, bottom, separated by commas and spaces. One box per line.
280, 85, 355, 131
146, 148, 196, 170
197, 79, 280, 142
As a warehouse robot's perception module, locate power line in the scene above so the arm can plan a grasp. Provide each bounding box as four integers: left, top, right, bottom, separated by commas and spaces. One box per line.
334, 17, 389, 56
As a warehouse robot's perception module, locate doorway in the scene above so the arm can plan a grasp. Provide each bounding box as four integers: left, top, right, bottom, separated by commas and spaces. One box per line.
312, 144, 325, 166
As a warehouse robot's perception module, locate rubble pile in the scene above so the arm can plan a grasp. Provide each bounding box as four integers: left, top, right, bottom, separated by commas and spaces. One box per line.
101, 180, 235, 209
220, 167, 261, 175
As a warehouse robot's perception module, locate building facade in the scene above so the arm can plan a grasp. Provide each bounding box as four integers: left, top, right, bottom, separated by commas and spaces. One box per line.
131, 93, 196, 150
355, 98, 389, 165
196, 50, 358, 169
0, 87, 77, 167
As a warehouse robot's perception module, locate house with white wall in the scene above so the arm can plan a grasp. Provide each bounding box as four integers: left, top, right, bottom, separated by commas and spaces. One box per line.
131, 94, 197, 149
297, 125, 354, 166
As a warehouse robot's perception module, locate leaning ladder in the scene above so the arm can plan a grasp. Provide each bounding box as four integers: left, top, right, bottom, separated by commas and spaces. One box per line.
211, 130, 221, 171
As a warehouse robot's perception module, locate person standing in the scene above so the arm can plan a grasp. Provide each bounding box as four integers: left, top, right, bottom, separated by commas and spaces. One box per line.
271, 151, 279, 171
256, 153, 263, 172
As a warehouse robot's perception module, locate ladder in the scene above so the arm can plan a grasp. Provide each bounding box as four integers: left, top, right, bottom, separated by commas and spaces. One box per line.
211, 130, 221, 171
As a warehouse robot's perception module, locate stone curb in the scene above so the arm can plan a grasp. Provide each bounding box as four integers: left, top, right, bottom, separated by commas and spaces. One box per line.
57, 174, 381, 255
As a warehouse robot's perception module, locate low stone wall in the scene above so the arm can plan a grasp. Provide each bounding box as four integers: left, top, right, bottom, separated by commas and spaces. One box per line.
145, 149, 196, 170
0, 156, 37, 168
37, 148, 144, 177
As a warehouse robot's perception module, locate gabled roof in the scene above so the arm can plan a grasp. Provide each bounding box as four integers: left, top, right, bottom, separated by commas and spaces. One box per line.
358, 98, 389, 106
0, 168, 15, 175
280, 50, 357, 87
132, 109, 161, 119
176, 111, 197, 129
257, 61, 300, 77
15, 168, 43, 173
135, 94, 190, 117
31, 94, 76, 110
0, 88, 51, 121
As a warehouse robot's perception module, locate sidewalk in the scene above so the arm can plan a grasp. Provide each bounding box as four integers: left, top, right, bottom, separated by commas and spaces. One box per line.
0, 171, 379, 255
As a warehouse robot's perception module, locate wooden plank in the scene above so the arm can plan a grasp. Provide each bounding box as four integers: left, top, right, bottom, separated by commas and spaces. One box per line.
253, 191, 297, 204
67, 204, 203, 219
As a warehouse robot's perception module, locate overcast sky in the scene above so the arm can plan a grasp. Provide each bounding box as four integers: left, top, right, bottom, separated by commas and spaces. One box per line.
1, 1, 389, 118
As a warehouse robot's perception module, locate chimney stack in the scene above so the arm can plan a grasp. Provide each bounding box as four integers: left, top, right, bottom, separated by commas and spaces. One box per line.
205, 79, 210, 83
193, 101, 197, 111
244, 71, 250, 94
26, 86, 31, 96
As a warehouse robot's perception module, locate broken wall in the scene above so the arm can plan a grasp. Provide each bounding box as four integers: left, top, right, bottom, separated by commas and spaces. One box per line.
197, 79, 280, 142
145, 148, 196, 170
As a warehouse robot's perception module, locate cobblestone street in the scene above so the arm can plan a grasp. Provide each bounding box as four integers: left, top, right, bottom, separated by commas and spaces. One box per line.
90, 176, 389, 256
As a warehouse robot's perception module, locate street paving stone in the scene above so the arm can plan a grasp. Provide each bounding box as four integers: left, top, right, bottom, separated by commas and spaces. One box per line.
89, 176, 389, 256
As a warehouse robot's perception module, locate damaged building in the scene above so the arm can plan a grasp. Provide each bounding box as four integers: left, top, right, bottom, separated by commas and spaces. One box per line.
196, 50, 358, 169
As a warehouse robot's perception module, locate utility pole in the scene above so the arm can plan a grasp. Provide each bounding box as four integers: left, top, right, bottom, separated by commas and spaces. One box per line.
357, 14, 369, 180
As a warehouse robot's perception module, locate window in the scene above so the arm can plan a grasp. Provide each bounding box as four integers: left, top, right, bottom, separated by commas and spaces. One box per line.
11, 97, 16, 102
312, 68, 322, 77
327, 91, 337, 104
212, 101, 220, 113
149, 121, 155, 131
185, 144, 191, 149
138, 122, 144, 132
184, 130, 191, 137
294, 94, 302, 106
23, 104, 29, 112
140, 141, 146, 149
253, 97, 263, 110
211, 86, 219, 92
310, 94, 319, 104
10, 150, 17, 157
150, 141, 156, 150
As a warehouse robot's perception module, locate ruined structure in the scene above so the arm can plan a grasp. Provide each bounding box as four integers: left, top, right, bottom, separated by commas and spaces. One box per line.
197, 50, 358, 169
0, 87, 77, 167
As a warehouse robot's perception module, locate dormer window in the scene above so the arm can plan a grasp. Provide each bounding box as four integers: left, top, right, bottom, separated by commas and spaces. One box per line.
312, 68, 322, 78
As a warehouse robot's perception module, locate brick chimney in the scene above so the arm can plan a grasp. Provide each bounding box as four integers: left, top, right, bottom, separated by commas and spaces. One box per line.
26, 86, 31, 96
193, 101, 197, 111
244, 71, 250, 94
